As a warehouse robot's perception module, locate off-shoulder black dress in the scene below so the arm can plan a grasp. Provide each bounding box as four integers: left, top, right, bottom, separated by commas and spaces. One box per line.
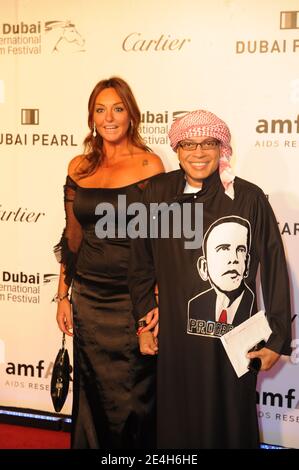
55, 176, 156, 449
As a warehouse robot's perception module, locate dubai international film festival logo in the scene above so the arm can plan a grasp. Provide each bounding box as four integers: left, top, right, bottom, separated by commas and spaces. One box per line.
235, 10, 299, 54
0, 271, 59, 305
0, 20, 85, 55
140, 110, 189, 146
45, 20, 85, 53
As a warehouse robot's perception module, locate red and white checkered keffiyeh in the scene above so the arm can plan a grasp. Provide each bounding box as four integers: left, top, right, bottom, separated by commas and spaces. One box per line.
168, 110, 235, 199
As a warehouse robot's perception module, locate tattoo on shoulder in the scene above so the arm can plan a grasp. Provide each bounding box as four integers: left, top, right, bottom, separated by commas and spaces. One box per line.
142, 159, 149, 166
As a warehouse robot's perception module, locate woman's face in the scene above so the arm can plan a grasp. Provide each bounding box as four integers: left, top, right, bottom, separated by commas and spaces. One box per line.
93, 87, 130, 144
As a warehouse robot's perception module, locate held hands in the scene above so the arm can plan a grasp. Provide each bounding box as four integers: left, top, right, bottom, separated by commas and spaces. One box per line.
56, 298, 73, 337
247, 347, 280, 371
142, 307, 159, 337
138, 307, 159, 356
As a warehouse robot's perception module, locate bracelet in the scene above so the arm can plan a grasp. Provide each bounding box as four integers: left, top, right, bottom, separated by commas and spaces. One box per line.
136, 319, 147, 336
135, 319, 147, 330
54, 292, 69, 303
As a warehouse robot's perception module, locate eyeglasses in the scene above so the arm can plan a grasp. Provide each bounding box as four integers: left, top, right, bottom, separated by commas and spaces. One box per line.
178, 139, 220, 151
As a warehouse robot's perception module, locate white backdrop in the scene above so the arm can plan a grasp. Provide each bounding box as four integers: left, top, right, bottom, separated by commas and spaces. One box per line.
0, 0, 298, 448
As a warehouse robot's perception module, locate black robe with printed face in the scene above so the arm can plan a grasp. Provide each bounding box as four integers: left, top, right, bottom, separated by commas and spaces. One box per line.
128, 168, 292, 449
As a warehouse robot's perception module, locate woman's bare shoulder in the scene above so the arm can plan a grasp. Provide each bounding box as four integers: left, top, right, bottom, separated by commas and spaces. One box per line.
138, 151, 165, 176
67, 155, 85, 180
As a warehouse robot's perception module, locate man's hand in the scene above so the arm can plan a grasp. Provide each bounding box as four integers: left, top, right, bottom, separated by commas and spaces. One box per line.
139, 331, 158, 355
137, 307, 159, 355
247, 347, 280, 371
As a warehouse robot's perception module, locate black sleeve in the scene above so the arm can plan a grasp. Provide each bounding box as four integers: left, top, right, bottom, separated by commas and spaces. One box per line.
254, 191, 292, 355
128, 180, 157, 321
54, 175, 83, 286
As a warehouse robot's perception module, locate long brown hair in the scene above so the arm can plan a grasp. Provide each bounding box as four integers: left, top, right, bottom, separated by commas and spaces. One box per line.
76, 76, 151, 177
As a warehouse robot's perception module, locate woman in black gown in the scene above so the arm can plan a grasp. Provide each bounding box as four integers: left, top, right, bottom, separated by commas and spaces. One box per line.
54, 77, 164, 448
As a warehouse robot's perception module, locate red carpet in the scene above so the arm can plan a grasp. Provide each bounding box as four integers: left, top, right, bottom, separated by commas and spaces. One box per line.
0, 423, 70, 449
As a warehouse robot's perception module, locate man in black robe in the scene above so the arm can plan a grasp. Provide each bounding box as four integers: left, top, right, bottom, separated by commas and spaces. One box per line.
128, 110, 292, 448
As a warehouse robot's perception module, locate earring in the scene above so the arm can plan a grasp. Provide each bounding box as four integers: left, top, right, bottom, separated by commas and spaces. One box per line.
92, 123, 97, 137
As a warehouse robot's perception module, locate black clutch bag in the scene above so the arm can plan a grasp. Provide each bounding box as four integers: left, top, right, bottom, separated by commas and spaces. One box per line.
247, 340, 266, 374
51, 333, 71, 412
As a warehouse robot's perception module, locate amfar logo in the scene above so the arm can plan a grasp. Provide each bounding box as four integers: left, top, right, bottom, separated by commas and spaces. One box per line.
122, 33, 191, 52
4, 359, 73, 385
6, 360, 46, 378
256, 388, 298, 409
254, 115, 299, 153
255, 115, 299, 134
5, 358, 73, 382
235, 11, 299, 54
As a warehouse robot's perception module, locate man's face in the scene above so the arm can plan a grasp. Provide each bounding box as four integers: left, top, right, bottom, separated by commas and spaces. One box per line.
205, 222, 248, 292
177, 136, 220, 187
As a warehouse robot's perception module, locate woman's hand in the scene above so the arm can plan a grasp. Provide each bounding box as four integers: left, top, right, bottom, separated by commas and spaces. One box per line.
141, 307, 159, 338
56, 298, 73, 337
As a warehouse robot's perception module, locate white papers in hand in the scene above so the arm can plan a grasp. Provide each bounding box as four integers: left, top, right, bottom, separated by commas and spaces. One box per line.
220, 310, 272, 378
